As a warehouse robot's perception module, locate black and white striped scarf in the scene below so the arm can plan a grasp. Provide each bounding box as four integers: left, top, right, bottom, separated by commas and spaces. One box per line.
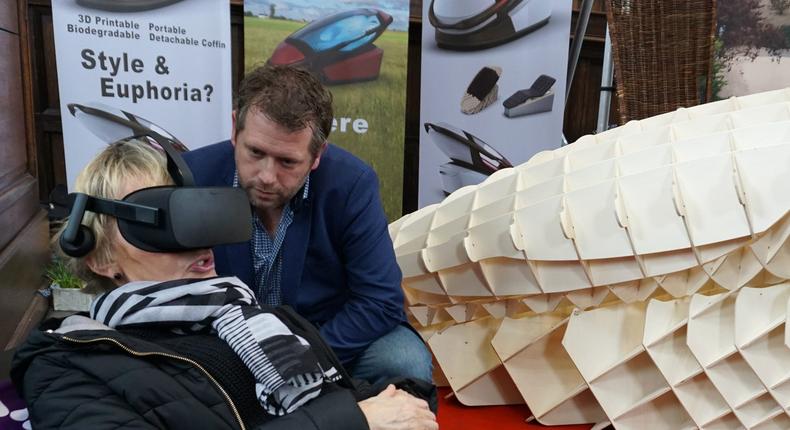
89, 276, 326, 415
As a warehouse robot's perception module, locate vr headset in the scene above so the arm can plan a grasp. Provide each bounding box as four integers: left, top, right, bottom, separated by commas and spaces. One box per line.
57, 132, 252, 257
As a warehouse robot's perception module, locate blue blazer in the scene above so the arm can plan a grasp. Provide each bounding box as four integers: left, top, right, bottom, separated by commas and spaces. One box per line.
184, 141, 405, 363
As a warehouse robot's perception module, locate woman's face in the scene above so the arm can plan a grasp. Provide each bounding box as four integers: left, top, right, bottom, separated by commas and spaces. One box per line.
90, 177, 217, 284
110, 230, 217, 283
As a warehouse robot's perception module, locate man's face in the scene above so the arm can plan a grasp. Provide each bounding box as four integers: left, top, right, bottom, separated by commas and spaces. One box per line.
232, 109, 322, 214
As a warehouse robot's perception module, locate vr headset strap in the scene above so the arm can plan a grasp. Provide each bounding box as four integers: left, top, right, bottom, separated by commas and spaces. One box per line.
64, 192, 160, 226
147, 131, 195, 187
86, 195, 160, 225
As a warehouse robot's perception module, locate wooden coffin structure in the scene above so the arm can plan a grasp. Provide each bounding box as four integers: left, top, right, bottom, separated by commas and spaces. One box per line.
391, 89, 790, 428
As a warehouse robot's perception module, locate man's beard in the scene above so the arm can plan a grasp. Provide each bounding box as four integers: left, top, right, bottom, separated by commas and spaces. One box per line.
247, 186, 284, 210
242, 174, 309, 212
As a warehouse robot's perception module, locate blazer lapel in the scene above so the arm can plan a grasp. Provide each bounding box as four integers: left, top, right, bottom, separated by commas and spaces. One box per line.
281, 199, 312, 306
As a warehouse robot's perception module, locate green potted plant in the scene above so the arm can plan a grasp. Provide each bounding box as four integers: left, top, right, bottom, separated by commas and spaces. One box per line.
46, 259, 93, 311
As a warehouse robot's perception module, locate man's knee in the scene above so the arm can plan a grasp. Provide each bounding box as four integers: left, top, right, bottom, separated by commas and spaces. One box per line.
371, 325, 433, 381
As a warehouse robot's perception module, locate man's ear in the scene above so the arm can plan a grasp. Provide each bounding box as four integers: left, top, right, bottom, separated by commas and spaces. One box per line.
310, 142, 328, 171
230, 110, 238, 147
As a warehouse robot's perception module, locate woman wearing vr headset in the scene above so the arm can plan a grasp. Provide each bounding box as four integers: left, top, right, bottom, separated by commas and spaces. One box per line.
11, 139, 437, 430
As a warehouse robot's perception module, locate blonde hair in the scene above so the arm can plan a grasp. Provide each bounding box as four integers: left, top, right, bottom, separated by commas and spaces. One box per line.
54, 138, 173, 292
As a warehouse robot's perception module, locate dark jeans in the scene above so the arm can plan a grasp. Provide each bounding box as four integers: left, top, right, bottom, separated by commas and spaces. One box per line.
346, 324, 433, 385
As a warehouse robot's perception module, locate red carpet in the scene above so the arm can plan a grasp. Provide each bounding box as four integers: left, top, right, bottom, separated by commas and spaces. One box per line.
437, 388, 593, 430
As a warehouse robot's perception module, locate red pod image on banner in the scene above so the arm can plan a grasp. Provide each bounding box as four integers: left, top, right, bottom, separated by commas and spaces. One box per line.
244, 1, 409, 221
268, 8, 393, 85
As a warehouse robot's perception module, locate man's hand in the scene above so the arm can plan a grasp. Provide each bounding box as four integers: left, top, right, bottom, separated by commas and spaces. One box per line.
358, 384, 438, 430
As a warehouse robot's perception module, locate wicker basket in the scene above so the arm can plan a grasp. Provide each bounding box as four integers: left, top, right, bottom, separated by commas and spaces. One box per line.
605, 0, 717, 123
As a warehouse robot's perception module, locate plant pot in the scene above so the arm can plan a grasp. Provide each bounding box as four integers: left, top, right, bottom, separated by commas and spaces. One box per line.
51, 283, 95, 312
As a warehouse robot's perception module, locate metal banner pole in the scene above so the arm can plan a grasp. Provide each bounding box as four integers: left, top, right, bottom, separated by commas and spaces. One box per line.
565, 0, 594, 105
562, 0, 594, 145
596, 25, 613, 133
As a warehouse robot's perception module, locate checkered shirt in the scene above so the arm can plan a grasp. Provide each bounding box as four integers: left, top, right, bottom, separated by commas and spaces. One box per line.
234, 172, 310, 305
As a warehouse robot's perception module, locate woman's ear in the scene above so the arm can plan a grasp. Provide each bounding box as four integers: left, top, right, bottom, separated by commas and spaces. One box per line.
86, 256, 123, 285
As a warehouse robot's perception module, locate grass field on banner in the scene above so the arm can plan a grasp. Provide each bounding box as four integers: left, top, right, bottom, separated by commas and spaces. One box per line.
244, 16, 408, 221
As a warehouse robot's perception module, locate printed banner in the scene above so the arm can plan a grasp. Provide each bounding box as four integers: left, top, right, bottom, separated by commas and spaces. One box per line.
52, 0, 232, 189
418, 0, 572, 206
243, 1, 409, 221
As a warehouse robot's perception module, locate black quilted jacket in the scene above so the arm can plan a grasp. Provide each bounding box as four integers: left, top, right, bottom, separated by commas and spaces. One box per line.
11, 311, 371, 430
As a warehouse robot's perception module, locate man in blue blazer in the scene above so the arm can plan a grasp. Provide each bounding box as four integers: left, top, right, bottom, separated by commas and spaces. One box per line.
183, 65, 432, 384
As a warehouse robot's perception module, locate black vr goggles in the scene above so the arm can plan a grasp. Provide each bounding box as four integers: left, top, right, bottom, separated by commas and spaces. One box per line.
57, 132, 252, 257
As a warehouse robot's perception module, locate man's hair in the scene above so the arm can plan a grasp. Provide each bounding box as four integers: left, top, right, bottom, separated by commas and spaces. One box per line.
234, 64, 333, 157
53, 139, 173, 292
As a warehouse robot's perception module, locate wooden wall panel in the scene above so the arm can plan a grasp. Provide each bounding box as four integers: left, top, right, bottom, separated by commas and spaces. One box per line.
0, 0, 49, 354
0, 176, 39, 251
28, 2, 63, 198
0, 0, 18, 33
0, 213, 49, 350
0, 29, 41, 256
0, 31, 27, 188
